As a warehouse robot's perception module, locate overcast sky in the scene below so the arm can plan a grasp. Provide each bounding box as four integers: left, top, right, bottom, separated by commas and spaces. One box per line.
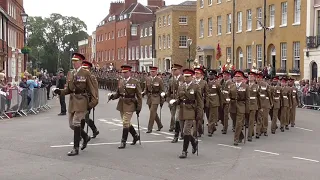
24, 0, 187, 35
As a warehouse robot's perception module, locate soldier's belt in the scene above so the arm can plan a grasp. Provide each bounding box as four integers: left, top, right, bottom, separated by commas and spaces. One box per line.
260, 94, 266, 97
283, 96, 288, 98
209, 93, 217, 96
293, 96, 296, 98
250, 97, 256, 99
71, 90, 87, 95
120, 95, 135, 98
222, 90, 229, 94
274, 97, 280, 99
180, 99, 195, 104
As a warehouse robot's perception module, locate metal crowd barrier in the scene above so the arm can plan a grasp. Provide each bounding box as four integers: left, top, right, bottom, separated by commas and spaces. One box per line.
301, 91, 320, 110
0, 87, 50, 119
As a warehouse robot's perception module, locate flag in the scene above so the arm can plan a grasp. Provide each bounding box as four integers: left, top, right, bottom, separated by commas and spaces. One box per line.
216, 43, 222, 60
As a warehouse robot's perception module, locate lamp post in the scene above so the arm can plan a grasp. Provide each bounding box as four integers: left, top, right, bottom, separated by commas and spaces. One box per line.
69, 48, 74, 70
187, 38, 192, 68
21, 12, 29, 72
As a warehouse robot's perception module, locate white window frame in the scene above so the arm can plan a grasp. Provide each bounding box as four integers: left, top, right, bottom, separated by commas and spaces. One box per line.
140, 28, 144, 37
217, 16, 222, 35
269, 4, 275, 27
281, 2, 287, 26
167, 15, 171, 25
132, 47, 135, 60
281, 43, 287, 69
247, 9, 252, 31
149, 45, 152, 58
128, 47, 131, 60
158, 36, 162, 49
257, 45, 262, 68
167, 34, 171, 48
145, 45, 148, 58
294, 0, 301, 24
158, 17, 162, 27
227, 14, 232, 33
108, 50, 111, 60
136, 46, 139, 59
117, 48, 120, 60
179, 36, 187, 48
200, 0, 204, 8
144, 28, 148, 37
179, 16, 188, 25
163, 16, 167, 26
163, 35, 166, 49
131, 27, 137, 36
257, 8, 262, 29
208, 17, 213, 36
141, 46, 144, 59
226, 47, 231, 59
208, 0, 212, 6
237, 11, 242, 32
293, 42, 300, 69
217, 0, 221, 4
149, 27, 152, 36
246, 45, 252, 68
199, 19, 204, 38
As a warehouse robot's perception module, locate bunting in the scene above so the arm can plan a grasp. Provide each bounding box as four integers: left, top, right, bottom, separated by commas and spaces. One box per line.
216, 43, 222, 61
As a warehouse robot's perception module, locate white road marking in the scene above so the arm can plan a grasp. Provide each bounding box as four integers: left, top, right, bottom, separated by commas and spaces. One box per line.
104, 122, 122, 127
141, 127, 148, 130
166, 137, 174, 139
217, 144, 242, 149
98, 119, 107, 122
158, 132, 175, 136
69, 142, 73, 145
51, 140, 172, 148
150, 133, 161, 136
294, 127, 313, 132
111, 119, 121, 122
292, 157, 319, 163
254, 150, 279, 156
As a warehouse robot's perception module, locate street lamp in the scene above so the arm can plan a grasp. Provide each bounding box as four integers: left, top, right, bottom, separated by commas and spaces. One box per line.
69, 48, 74, 70
21, 12, 29, 72
187, 38, 192, 68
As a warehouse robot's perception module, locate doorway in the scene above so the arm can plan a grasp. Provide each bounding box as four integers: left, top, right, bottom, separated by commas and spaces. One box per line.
206, 55, 212, 69
312, 62, 318, 80
272, 55, 276, 76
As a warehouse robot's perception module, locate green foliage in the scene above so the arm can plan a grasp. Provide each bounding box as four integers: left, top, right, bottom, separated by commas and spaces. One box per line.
21, 46, 31, 54
27, 13, 88, 73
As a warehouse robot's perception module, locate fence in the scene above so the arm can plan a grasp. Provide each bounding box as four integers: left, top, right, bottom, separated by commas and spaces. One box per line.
0, 87, 50, 119
301, 91, 320, 110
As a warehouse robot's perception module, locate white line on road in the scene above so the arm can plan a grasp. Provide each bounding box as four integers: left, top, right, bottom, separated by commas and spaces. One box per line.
294, 127, 313, 132
254, 150, 279, 156
217, 144, 242, 149
166, 137, 174, 139
292, 157, 319, 163
50, 140, 172, 148
104, 122, 122, 127
111, 119, 121, 122
98, 119, 107, 122
158, 132, 175, 136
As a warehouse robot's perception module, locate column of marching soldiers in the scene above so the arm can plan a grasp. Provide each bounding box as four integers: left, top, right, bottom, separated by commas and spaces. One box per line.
94, 63, 298, 159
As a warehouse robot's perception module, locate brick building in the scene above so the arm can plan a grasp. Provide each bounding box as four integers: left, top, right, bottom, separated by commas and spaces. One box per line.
78, 36, 92, 62
137, 20, 155, 71
155, 1, 197, 72
197, 0, 306, 78
0, 0, 25, 82
95, 0, 164, 70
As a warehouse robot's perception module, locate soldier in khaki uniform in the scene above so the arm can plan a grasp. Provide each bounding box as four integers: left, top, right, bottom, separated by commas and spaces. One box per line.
167, 64, 185, 142
54, 53, 99, 156
246, 72, 260, 141
270, 76, 282, 134
205, 69, 221, 136
169, 69, 202, 158
229, 71, 248, 146
280, 77, 292, 132
143, 66, 164, 133
288, 78, 299, 127
193, 67, 207, 137
220, 71, 233, 134
108, 65, 142, 149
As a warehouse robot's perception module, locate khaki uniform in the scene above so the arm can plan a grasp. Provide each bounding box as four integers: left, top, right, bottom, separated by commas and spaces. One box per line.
220, 79, 233, 133
206, 79, 221, 134
144, 76, 164, 131
280, 86, 292, 130
256, 81, 273, 135
246, 82, 260, 140
193, 78, 207, 136
289, 86, 299, 126
270, 85, 282, 133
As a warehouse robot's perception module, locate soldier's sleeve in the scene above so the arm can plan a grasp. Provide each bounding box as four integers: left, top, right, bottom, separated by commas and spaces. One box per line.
60, 81, 71, 96
86, 72, 99, 109
289, 88, 293, 108
245, 85, 250, 113
267, 85, 273, 106
195, 84, 204, 119
112, 79, 121, 99
135, 80, 143, 111
217, 84, 223, 106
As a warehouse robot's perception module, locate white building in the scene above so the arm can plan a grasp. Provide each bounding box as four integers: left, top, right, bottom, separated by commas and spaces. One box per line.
304, 0, 320, 80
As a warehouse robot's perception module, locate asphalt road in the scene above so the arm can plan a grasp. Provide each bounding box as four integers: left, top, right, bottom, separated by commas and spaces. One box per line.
0, 89, 319, 180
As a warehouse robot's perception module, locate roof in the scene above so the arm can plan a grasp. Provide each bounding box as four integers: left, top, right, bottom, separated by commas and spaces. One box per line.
155, 1, 196, 14
178, 1, 197, 5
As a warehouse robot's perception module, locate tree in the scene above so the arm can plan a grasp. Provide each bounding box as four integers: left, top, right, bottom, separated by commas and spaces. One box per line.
27, 13, 88, 74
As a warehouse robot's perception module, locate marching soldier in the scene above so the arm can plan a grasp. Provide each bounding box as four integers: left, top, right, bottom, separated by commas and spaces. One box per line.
288, 78, 299, 127
193, 67, 207, 137
108, 65, 142, 149
169, 69, 202, 158
167, 64, 185, 142
230, 70, 248, 146
143, 66, 164, 133
246, 72, 260, 141
206, 69, 221, 136
220, 71, 233, 134
54, 53, 99, 156
270, 76, 281, 134
280, 77, 292, 131
81, 60, 100, 138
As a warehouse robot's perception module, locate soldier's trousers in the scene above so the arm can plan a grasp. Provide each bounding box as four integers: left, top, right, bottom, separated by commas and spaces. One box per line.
68, 111, 86, 130
147, 104, 163, 131
169, 104, 176, 130
222, 103, 230, 132
230, 113, 237, 130
290, 106, 296, 125
182, 119, 194, 135
234, 112, 245, 143
271, 108, 280, 132
208, 106, 218, 134
280, 106, 289, 127
248, 110, 257, 138
171, 105, 183, 137
120, 111, 134, 128
256, 108, 269, 134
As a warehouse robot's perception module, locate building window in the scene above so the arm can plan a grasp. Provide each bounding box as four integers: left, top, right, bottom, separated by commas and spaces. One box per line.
281, 2, 287, 26
140, 28, 144, 37
149, 27, 152, 36
217, 0, 221, 3
208, 0, 212, 6
257, 45, 262, 68
281, 43, 287, 69
149, 45, 152, 58
318, 11, 320, 35
294, 0, 301, 23
131, 27, 137, 36
124, 28, 126, 36
199, 19, 204, 38
246, 45, 252, 68
269, 4, 275, 27
136, 46, 139, 59
163, 35, 166, 49
108, 50, 111, 60
217, 16, 222, 35
132, 47, 135, 60
118, 30, 120, 37
257, 7, 262, 29
108, 32, 111, 39
179, 36, 187, 48
237, 11, 242, 32
163, 16, 166, 26
158, 36, 162, 49
227, 14, 231, 33
208, 17, 213, 36
200, 0, 204, 8
158, 17, 161, 27
247, 9, 252, 30
226, 47, 231, 59
293, 42, 300, 69
145, 45, 148, 58
144, 28, 148, 37
167, 35, 171, 48
141, 46, 144, 59
167, 15, 171, 25
112, 31, 114, 39
179, 16, 188, 25
117, 48, 120, 60
128, 47, 131, 60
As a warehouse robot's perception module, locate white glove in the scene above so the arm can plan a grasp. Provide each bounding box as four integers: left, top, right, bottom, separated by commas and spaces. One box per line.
169, 99, 176, 105
107, 93, 113, 97
160, 92, 165, 97
52, 87, 58, 91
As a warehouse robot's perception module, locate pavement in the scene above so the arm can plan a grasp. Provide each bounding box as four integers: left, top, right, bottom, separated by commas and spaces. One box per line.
0, 89, 320, 180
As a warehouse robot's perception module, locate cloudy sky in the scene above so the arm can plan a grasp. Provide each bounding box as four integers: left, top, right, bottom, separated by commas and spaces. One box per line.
24, 0, 187, 35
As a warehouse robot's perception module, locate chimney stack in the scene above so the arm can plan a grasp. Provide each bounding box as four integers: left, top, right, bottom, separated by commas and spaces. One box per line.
124, 0, 137, 9
109, 1, 124, 14
147, 0, 165, 7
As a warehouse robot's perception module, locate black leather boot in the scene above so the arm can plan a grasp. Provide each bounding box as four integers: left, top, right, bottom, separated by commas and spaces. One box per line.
80, 129, 91, 150
80, 119, 85, 129
171, 121, 180, 143
190, 135, 198, 154
129, 125, 140, 145
68, 127, 80, 156
88, 119, 99, 138
179, 135, 189, 159
118, 128, 129, 149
